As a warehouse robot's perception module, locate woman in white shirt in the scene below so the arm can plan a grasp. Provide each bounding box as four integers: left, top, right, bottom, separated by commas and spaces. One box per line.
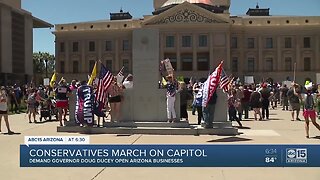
0, 86, 14, 134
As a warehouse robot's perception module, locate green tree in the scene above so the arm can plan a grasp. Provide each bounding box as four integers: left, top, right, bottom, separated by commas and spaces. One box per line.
33, 52, 55, 77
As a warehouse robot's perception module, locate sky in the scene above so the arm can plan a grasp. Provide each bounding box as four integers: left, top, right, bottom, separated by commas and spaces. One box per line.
22, 0, 320, 55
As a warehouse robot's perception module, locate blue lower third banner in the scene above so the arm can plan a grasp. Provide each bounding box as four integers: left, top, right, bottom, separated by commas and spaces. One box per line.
20, 145, 320, 167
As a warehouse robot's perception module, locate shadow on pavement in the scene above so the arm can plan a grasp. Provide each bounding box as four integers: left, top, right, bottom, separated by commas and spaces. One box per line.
207, 137, 252, 143
237, 126, 251, 129
312, 136, 320, 140
35, 120, 59, 124
2, 132, 21, 135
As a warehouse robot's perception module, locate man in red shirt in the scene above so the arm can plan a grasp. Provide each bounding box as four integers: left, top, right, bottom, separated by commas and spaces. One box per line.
55, 79, 71, 126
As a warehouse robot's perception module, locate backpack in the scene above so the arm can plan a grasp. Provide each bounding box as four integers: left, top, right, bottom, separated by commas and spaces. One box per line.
304, 94, 314, 110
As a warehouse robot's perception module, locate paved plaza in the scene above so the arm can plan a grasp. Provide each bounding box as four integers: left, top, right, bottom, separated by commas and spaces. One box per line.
0, 108, 320, 180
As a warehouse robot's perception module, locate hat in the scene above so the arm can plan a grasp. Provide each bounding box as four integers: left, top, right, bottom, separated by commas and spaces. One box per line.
305, 81, 313, 90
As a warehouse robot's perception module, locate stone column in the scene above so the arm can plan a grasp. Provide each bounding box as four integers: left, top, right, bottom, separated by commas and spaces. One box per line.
192, 33, 197, 71
277, 36, 282, 71
24, 15, 33, 77
65, 41, 70, 73
159, 33, 164, 60
115, 39, 120, 72
226, 32, 231, 71
209, 33, 214, 71
296, 36, 301, 71
239, 33, 245, 76
315, 35, 319, 71
97, 40, 102, 70
81, 40, 86, 73
258, 36, 263, 71
0, 6, 12, 74
176, 34, 181, 71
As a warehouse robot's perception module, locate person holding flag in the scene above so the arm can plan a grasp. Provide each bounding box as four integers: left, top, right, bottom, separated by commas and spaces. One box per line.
202, 61, 223, 128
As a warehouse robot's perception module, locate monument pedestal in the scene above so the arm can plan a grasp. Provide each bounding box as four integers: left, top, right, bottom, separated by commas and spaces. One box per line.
57, 28, 238, 136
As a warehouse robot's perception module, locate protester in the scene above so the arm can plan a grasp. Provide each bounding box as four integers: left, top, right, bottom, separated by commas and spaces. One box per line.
179, 82, 192, 122
303, 85, 320, 138
9, 88, 18, 114
241, 85, 251, 119
287, 83, 302, 121
55, 79, 71, 126
69, 80, 77, 91
0, 86, 14, 134
203, 91, 217, 128
260, 83, 271, 120
165, 75, 178, 123
26, 88, 37, 123
108, 77, 123, 122
235, 86, 244, 121
250, 89, 262, 121
280, 84, 289, 110
228, 89, 243, 127
192, 82, 200, 115
194, 85, 203, 125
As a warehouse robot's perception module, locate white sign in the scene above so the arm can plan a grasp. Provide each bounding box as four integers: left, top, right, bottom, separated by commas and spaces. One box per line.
316, 73, 320, 84
244, 76, 254, 84
43, 78, 50, 86
163, 59, 173, 75
282, 81, 292, 88
24, 136, 90, 146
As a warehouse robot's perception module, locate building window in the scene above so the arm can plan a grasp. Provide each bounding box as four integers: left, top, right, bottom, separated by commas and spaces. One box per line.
285, 37, 292, 48
123, 59, 129, 73
265, 58, 273, 71
60, 42, 65, 52
60, 61, 65, 73
198, 35, 208, 47
181, 55, 193, 71
304, 57, 311, 71
72, 42, 79, 52
231, 37, 237, 48
105, 41, 112, 51
232, 57, 238, 72
106, 60, 112, 71
123, 40, 129, 51
266, 38, 273, 48
248, 57, 254, 72
248, 38, 255, 48
304, 37, 311, 48
182, 36, 192, 47
166, 36, 175, 48
89, 60, 95, 73
73, 61, 79, 73
197, 53, 209, 71
89, 41, 95, 51
285, 57, 292, 71
164, 54, 177, 70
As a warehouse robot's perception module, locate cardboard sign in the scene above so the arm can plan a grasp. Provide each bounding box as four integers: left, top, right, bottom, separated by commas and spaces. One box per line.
43, 78, 50, 86
282, 81, 292, 88
163, 59, 174, 75
244, 76, 254, 84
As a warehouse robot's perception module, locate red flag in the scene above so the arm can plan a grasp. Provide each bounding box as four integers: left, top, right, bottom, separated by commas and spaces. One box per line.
208, 61, 223, 102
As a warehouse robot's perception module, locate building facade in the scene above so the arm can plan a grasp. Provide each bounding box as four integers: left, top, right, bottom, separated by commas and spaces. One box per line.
53, 0, 320, 84
0, 0, 52, 85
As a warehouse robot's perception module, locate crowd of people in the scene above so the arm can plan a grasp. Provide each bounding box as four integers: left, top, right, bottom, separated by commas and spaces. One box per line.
1, 74, 320, 138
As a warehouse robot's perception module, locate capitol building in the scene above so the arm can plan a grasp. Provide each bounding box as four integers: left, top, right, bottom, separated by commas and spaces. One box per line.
54, 0, 320, 84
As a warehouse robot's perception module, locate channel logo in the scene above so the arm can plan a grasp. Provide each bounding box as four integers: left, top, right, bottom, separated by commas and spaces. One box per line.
286, 148, 307, 163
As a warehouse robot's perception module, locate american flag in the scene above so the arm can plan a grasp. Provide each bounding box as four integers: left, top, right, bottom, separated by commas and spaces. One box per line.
96, 64, 113, 104
220, 69, 230, 92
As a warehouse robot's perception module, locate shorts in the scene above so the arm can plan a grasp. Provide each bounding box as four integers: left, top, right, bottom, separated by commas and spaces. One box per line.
56, 100, 68, 108
303, 109, 316, 119
0, 110, 8, 114
290, 103, 300, 111
109, 95, 121, 103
